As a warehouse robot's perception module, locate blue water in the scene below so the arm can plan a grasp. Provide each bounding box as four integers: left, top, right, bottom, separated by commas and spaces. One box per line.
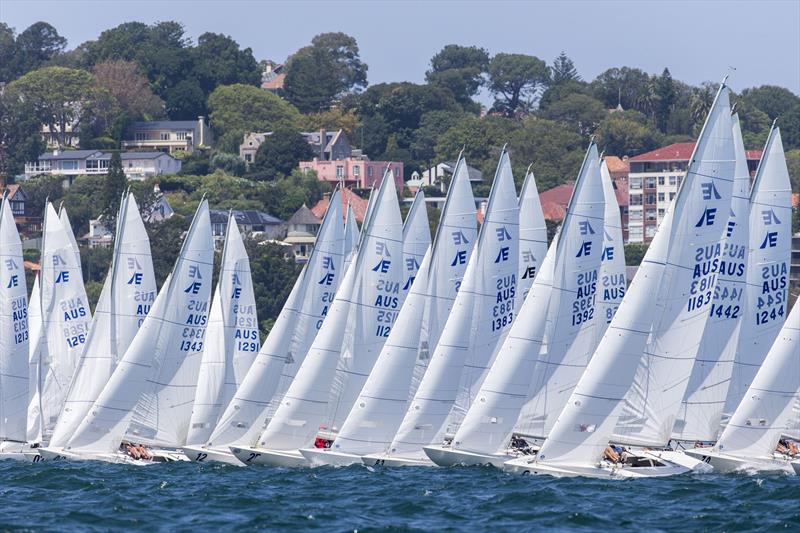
0, 461, 797, 531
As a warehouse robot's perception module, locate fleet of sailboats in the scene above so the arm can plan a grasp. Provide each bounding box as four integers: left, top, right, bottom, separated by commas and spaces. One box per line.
0, 78, 797, 476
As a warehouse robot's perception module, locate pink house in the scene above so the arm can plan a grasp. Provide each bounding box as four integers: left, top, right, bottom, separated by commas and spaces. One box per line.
299, 156, 404, 191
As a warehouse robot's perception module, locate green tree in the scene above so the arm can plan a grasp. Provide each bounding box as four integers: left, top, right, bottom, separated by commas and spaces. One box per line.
0, 23, 16, 82
690, 82, 717, 134
550, 51, 581, 85
508, 117, 585, 191
0, 91, 45, 180
654, 68, 676, 133
207, 83, 301, 143
741, 86, 800, 121
595, 115, 663, 157
13, 22, 67, 76
539, 93, 607, 137
251, 128, 313, 181
411, 109, 468, 164
309, 32, 368, 92
624, 243, 649, 266
102, 152, 127, 223
487, 53, 550, 116
4, 66, 97, 148
435, 114, 520, 180
192, 32, 260, 94
590, 67, 652, 112
425, 44, 489, 107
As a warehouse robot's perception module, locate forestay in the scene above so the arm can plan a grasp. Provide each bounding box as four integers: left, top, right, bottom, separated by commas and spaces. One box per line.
37, 204, 93, 442
66, 200, 213, 454
536, 83, 734, 468
674, 115, 751, 442
389, 150, 518, 458
515, 143, 606, 439
186, 215, 258, 445
328, 160, 477, 456
0, 195, 30, 443
714, 301, 798, 460
723, 125, 793, 419
258, 171, 403, 451
49, 193, 156, 449
205, 189, 346, 450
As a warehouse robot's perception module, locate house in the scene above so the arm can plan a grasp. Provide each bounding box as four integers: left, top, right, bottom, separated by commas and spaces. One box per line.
283, 204, 322, 263
81, 217, 113, 248
240, 129, 351, 164
23, 150, 182, 185
208, 209, 284, 249
626, 142, 761, 243
0, 184, 41, 236
122, 116, 212, 154
300, 153, 403, 190
420, 161, 483, 192
312, 188, 369, 223
261, 61, 285, 93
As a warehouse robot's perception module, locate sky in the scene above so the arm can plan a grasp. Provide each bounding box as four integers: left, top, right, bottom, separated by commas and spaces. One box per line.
1, 0, 799, 98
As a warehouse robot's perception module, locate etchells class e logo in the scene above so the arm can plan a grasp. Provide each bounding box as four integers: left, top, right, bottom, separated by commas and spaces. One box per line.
576, 220, 595, 257
4, 258, 19, 288
494, 226, 512, 263
759, 209, 782, 249
318, 256, 335, 285
372, 241, 391, 273
184, 264, 203, 294
695, 182, 722, 227
450, 230, 469, 266
127, 257, 143, 285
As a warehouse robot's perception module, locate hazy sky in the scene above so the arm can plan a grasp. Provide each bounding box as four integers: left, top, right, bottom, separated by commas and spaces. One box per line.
2, 0, 799, 97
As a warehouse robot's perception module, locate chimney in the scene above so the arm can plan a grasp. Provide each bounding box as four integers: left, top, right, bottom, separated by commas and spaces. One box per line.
319, 128, 326, 160
53, 149, 60, 156
198, 116, 206, 146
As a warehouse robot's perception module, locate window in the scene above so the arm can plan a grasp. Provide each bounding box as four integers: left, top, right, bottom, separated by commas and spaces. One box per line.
160, 132, 170, 141
645, 225, 657, 238
368, 166, 374, 177
645, 177, 657, 189
629, 209, 643, 221
657, 192, 665, 202
353, 166, 360, 176
646, 209, 657, 221
669, 175, 677, 185
658, 208, 665, 217
86, 160, 99, 170
630, 177, 642, 190
669, 192, 676, 201
176, 131, 187, 141
135, 132, 147, 141
658, 176, 665, 186
646, 193, 656, 205
336, 165, 344, 178
245, 154, 252, 162
630, 193, 642, 206
629, 226, 644, 242
59, 160, 78, 170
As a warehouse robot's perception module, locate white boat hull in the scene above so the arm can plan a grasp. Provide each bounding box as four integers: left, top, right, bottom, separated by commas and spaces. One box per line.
182, 445, 244, 466
299, 448, 362, 466
503, 456, 691, 479
423, 444, 515, 468
0, 441, 39, 461
36, 447, 188, 465
683, 448, 796, 474
229, 446, 308, 467
361, 452, 435, 467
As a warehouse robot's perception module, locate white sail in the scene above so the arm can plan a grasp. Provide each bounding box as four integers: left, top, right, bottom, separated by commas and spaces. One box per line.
537, 83, 734, 467
344, 203, 359, 258
723, 125, 793, 418
0, 196, 29, 443
389, 150, 518, 458
714, 301, 798, 460
26, 275, 42, 442
204, 190, 346, 449
515, 144, 606, 439
58, 207, 81, 268
452, 143, 605, 454
186, 215, 259, 445
66, 200, 213, 454
595, 160, 627, 344
38, 204, 93, 442
328, 160, 477, 456
258, 171, 403, 451
674, 114, 751, 442
401, 191, 430, 296
516, 168, 548, 300
49, 193, 157, 449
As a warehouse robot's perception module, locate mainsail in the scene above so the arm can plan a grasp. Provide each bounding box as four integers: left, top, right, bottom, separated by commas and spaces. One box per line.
0, 195, 30, 443
49, 193, 156, 449
516, 168, 548, 300
66, 200, 213, 454
186, 215, 259, 445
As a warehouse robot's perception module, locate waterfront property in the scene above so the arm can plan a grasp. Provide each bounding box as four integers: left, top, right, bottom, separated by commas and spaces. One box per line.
23, 150, 182, 185
122, 116, 212, 154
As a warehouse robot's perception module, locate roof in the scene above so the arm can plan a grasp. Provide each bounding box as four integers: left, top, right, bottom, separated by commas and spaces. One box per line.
630, 142, 762, 162
261, 72, 286, 90
539, 181, 574, 221
39, 150, 103, 161
604, 155, 629, 174
130, 120, 199, 131
312, 188, 369, 223
287, 204, 322, 226
209, 209, 282, 226
443, 161, 483, 182
119, 152, 173, 160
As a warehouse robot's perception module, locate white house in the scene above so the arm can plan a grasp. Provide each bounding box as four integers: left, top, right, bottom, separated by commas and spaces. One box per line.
421, 161, 483, 192
23, 150, 182, 185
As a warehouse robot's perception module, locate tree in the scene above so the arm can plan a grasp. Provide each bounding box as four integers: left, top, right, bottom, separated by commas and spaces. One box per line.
0, 23, 17, 82
5, 66, 96, 148
207, 83, 301, 143
435, 115, 521, 180
102, 152, 127, 223
411, 110, 468, 164
425, 44, 489, 107
284, 32, 368, 112
539, 93, 607, 137
550, 51, 581, 86
590, 67, 652, 112
624, 243, 649, 266
487, 53, 550, 116
251, 128, 313, 181
654, 68, 676, 133
595, 115, 663, 158
93, 60, 165, 122
13, 22, 67, 75
0, 91, 45, 180
741, 86, 800, 120
192, 32, 260, 94
164, 77, 205, 119
689, 82, 718, 134
508, 117, 585, 191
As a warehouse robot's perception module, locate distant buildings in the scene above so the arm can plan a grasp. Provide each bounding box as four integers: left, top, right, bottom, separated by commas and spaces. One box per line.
300, 154, 404, 190
283, 204, 322, 262
260, 61, 285, 94
0, 184, 40, 236
23, 150, 182, 185
626, 142, 761, 243
209, 209, 284, 249
122, 116, 212, 154
418, 161, 484, 192
311, 188, 369, 223
239, 129, 351, 164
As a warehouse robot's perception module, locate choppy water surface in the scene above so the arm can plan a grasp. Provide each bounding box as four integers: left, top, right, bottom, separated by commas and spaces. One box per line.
0, 461, 797, 531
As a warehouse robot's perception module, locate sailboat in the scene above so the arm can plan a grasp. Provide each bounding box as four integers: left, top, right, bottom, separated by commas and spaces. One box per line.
368, 149, 519, 467
504, 80, 735, 478
671, 115, 754, 444
684, 301, 798, 473
39, 200, 213, 463
0, 194, 32, 459
424, 143, 606, 467
26, 275, 42, 446
296, 159, 476, 467
183, 189, 347, 465
231, 170, 404, 466
42, 193, 157, 457
516, 168, 548, 301
184, 214, 259, 449
27, 203, 93, 453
